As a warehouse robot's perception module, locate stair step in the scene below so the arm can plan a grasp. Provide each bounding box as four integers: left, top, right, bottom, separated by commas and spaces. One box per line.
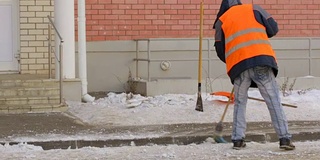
0, 87, 59, 97
0, 79, 59, 88
0, 104, 68, 114
0, 76, 64, 114
0, 96, 60, 105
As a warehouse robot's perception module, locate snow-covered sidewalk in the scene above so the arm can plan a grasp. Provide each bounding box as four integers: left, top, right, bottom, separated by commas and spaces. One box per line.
1, 89, 320, 159
1, 140, 320, 160
67, 89, 320, 126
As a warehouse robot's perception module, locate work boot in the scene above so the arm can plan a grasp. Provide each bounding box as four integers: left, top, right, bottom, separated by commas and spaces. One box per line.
232, 139, 246, 150
279, 138, 295, 150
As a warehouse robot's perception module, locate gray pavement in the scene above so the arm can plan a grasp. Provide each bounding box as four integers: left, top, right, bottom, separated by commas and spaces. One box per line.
0, 112, 320, 150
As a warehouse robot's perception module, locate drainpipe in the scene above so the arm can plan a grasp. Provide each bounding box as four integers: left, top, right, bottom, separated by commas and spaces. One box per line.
78, 0, 95, 102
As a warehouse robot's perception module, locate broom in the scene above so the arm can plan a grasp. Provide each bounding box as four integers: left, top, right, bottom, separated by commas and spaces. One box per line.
211, 91, 297, 108
195, 0, 204, 112
213, 87, 234, 143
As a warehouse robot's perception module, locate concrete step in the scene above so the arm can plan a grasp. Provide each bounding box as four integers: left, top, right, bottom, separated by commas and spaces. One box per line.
0, 104, 67, 114
0, 75, 65, 113
0, 87, 59, 97
0, 96, 60, 105
0, 79, 59, 88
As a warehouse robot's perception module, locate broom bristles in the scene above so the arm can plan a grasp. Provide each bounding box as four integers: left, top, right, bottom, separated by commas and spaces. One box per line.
213, 130, 228, 143
214, 135, 228, 143
213, 122, 228, 143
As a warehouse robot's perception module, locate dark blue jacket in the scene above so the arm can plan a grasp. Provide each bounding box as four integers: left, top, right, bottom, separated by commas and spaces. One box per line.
213, 0, 279, 87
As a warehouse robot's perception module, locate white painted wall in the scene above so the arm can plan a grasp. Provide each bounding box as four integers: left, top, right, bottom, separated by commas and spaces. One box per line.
77, 38, 320, 93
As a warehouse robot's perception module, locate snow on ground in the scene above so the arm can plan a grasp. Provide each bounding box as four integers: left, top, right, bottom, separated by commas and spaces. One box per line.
1, 89, 320, 159
1, 140, 320, 160
66, 88, 320, 126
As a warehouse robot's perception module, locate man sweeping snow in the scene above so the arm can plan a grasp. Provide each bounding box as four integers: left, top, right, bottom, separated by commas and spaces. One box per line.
213, 0, 295, 150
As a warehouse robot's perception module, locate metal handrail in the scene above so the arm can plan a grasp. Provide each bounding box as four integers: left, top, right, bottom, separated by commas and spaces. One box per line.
134, 38, 214, 81
47, 15, 64, 104
134, 38, 318, 81
47, 15, 63, 41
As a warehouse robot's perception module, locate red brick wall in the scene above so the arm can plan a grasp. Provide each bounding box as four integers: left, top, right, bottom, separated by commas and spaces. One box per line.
75, 0, 320, 41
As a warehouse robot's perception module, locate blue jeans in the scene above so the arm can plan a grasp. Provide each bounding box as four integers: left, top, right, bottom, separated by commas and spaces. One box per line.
231, 66, 292, 141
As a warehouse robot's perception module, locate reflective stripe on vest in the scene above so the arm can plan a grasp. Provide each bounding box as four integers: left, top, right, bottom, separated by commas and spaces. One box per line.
219, 4, 275, 72
225, 35, 271, 58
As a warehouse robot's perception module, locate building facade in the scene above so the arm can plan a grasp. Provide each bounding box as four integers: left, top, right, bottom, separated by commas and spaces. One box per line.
1, 0, 320, 94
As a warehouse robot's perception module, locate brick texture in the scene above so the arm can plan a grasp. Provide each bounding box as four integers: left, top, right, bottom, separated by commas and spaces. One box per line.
19, 0, 319, 75
19, 0, 54, 75
78, 0, 320, 41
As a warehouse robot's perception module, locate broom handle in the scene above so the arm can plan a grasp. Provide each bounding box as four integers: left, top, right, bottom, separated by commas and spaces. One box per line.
220, 87, 234, 122
248, 96, 297, 108
195, 1, 204, 112
197, 1, 204, 85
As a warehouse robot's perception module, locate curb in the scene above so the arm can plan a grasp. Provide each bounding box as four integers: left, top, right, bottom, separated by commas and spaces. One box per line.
2, 130, 320, 150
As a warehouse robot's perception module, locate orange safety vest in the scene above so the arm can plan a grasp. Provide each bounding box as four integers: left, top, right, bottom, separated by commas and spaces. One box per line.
219, 4, 276, 73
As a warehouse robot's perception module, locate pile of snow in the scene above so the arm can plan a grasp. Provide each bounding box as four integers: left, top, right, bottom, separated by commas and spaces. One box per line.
66, 89, 320, 126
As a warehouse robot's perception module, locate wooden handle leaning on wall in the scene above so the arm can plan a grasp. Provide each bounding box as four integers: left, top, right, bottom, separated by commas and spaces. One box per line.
248, 96, 298, 108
